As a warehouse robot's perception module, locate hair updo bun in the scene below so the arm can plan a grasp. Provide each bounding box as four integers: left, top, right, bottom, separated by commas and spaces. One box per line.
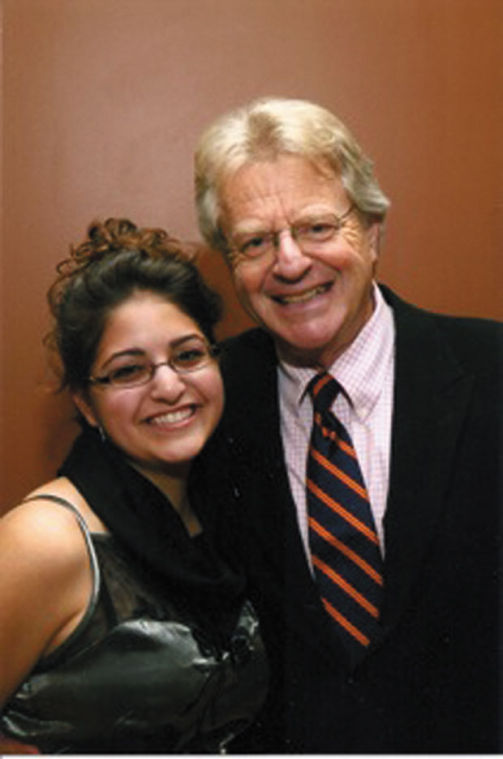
45, 218, 222, 392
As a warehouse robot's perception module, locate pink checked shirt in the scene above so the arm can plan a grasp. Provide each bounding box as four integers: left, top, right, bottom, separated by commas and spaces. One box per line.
277, 283, 395, 565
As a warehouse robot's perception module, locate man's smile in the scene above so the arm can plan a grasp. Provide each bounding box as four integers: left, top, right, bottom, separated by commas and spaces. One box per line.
271, 282, 333, 306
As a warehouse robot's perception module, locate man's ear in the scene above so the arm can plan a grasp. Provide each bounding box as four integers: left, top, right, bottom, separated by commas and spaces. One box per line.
72, 390, 99, 428
368, 222, 381, 261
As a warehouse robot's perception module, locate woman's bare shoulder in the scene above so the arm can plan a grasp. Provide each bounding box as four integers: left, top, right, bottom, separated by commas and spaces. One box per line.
0, 479, 97, 706
0, 479, 93, 583
20, 477, 107, 534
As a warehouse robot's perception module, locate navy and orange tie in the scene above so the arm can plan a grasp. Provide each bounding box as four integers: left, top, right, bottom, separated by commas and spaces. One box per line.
306, 371, 383, 664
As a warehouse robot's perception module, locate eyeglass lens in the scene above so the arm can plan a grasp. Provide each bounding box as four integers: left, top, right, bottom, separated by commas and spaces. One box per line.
93, 337, 214, 387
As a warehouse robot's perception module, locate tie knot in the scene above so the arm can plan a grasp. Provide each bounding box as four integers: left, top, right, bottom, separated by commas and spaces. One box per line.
307, 372, 340, 414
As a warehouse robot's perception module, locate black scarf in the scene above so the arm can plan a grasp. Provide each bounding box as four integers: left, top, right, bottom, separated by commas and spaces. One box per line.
59, 425, 245, 640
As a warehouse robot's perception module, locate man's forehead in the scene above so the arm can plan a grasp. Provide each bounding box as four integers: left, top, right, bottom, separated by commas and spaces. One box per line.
218, 155, 345, 227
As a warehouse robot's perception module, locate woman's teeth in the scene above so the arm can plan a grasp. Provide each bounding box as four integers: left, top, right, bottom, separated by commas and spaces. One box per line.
150, 408, 193, 425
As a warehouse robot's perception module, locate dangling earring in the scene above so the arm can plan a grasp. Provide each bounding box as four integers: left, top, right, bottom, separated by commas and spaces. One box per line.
98, 425, 106, 443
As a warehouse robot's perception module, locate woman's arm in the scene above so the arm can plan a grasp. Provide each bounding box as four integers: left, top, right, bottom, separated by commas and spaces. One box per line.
0, 499, 93, 708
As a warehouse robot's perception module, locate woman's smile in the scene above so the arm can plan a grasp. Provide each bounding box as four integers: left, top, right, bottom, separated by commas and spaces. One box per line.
146, 405, 197, 427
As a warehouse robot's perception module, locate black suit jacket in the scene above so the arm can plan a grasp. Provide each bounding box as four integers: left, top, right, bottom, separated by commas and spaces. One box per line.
207, 286, 502, 753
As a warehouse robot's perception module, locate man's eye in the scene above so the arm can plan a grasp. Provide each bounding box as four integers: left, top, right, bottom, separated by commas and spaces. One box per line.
109, 364, 147, 382
240, 235, 268, 254
303, 222, 336, 240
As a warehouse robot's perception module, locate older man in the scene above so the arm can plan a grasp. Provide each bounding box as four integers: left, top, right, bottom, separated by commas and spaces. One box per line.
195, 98, 501, 753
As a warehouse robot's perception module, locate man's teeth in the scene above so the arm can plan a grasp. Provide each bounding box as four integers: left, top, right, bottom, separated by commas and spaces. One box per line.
151, 408, 193, 425
275, 284, 329, 305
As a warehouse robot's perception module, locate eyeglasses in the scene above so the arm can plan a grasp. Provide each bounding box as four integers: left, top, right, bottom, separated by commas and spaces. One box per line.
228, 204, 355, 260
88, 337, 219, 388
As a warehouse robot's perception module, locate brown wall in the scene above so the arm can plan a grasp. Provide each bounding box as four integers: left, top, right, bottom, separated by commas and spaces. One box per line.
2, 0, 502, 512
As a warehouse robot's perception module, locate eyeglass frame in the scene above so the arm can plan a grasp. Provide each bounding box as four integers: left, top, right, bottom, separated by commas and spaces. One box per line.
226, 203, 356, 261
87, 340, 220, 389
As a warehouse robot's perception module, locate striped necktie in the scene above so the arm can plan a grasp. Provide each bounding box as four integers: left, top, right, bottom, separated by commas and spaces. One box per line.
306, 371, 383, 664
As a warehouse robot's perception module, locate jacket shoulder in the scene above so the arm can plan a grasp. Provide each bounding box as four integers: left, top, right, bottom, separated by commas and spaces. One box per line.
220, 328, 276, 382
222, 327, 275, 357
381, 284, 502, 375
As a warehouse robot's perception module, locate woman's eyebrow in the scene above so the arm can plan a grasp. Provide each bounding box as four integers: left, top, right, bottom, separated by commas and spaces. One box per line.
99, 348, 145, 370
98, 333, 204, 370
171, 332, 204, 347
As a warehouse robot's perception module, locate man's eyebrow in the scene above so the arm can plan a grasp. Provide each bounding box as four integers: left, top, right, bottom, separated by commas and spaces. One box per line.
231, 206, 339, 233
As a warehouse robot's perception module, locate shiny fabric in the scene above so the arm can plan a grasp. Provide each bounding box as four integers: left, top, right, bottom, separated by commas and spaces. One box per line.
1, 499, 268, 754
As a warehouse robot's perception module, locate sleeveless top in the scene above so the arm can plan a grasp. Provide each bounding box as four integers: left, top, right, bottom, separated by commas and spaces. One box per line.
0, 495, 268, 754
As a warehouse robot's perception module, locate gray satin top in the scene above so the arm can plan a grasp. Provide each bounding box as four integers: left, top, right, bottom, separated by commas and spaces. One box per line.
0, 498, 268, 754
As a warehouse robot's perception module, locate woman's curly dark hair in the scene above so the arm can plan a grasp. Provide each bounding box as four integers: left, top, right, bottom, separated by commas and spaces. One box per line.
46, 218, 222, 391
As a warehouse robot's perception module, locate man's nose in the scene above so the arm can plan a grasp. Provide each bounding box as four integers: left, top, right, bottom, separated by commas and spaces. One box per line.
272, 229, 312, 279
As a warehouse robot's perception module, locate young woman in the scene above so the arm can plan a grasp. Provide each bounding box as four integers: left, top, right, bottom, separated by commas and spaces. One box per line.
0, 219, 267, 754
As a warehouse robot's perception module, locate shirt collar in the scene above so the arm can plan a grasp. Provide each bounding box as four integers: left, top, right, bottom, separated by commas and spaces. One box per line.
278, 283, 395, 420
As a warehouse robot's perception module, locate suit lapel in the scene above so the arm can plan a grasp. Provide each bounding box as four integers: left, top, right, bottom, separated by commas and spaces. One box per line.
221, 331, 303, 573
379, 287, 474, 632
